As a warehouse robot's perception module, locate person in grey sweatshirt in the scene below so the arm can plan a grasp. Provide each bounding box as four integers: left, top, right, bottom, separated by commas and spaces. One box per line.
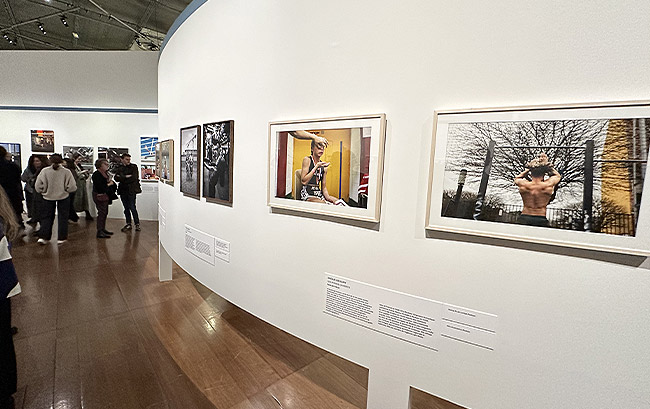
34, 154, 77, 244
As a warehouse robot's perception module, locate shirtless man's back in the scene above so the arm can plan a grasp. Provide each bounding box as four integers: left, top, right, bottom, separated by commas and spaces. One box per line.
514, 153, 561, 227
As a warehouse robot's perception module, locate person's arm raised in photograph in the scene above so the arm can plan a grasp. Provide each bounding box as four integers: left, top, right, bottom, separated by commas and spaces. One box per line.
290, 130, 329, 147
514, 169, 530, 187
546, 166, 561, 187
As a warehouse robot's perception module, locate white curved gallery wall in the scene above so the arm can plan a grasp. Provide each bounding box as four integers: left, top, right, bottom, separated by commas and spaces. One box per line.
158, 2, 650, 408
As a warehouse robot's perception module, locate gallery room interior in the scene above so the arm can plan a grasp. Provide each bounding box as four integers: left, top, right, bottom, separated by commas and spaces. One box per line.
1, 0, 650, 408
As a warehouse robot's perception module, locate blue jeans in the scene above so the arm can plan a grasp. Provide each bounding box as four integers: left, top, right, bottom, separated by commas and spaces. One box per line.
120, 193, 140, 225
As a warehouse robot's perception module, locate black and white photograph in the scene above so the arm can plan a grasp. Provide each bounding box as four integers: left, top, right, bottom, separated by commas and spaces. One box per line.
0, 143, 21, 168
427, 102, 650, 255
98, 146, 129, 173
180, 125, 200, 198
202, 120, 234, 205
63, 145, 94, 170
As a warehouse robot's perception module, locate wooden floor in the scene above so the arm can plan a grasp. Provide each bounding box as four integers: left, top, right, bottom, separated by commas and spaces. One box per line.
10, 218, 368, 409
409, 387, 466, 409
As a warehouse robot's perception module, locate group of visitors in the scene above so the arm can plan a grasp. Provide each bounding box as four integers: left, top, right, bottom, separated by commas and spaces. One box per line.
0, 150, 143, 408
0, 150, 142, 242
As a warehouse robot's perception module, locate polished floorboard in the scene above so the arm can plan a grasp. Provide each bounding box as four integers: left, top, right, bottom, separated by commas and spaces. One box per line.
409, 387, 466, 409
11, 218, 368, 409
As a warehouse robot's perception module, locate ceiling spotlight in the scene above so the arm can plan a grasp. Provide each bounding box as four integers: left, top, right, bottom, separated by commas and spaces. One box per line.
37, 22, 46, 35
60, 16, 69, 27
72, 31, 79, 39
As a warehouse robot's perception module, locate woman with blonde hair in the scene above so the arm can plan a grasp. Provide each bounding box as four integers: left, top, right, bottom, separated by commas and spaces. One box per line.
0, 185, 21, 408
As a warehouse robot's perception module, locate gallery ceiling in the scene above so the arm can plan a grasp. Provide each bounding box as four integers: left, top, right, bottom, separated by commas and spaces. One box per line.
0, 0, 193, 51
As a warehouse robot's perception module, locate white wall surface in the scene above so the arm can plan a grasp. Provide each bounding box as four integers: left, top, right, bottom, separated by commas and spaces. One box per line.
1, 51, 157, 109
0, 51, 159, 220
158, 2, 650, 408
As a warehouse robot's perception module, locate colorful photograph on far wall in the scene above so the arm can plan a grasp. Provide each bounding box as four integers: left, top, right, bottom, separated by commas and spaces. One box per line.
158, 139, 174, 185
98, 146, 128, 173
0, 143, 21, 168
30, 130, 54, 152
268, 114, 386, 222
63, 145, 94, 170
141, 163, 158, 181
180, 125, 200, 198
140, 136, 158, 161
202, 120, 234, 205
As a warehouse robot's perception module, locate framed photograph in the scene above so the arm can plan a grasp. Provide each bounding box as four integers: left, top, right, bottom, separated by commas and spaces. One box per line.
268, 114, 386, 222
426, 101, 650, 256
158, 139, 174, 185
30, 130, 54, 152
140, 135, 158, 161
202, 120, 234, 205
98, 147, 128, 173
141, 163, 158, 181
63, 145, 94, 170
0, 143, 21, 168
180, 125, 200, 198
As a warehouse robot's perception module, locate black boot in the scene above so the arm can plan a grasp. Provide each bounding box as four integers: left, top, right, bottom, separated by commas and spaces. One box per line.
97, 231, 111, 239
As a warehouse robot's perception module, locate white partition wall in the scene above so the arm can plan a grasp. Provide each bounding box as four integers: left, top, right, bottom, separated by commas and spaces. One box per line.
158, 2, 650, 409
0, 51, 159, 220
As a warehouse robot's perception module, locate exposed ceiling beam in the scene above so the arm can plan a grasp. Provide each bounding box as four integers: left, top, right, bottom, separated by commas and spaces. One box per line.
25, 0, 135, 30
0, 7, 80, 34
126, 0, 157, 49
86, 0, 157, 43
2, 0, 26, 48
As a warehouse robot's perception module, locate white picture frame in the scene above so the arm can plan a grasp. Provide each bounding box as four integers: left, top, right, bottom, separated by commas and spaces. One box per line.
268, 114, 386, 223
426, 101, 650, 256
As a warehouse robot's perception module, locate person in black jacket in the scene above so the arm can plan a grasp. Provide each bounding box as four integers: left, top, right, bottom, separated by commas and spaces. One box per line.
91, 159, 115, 239
114, 153, 142, 232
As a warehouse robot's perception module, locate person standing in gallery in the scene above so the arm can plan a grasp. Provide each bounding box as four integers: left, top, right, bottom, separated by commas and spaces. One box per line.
72, 153, 93, 221
63, 158, 80, 223
21, 155, 46, 225
114, 153, 142, 232
35, 154, 77, 244
0, 147, 24, 230
91, 158, 115, 239
0, 186, 21, 409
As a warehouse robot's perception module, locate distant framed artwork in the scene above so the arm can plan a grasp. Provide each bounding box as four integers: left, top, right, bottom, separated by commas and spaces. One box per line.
63, 145, 94, 170
158, 139, 174, 185
140, 135, 158, 161
202, 120, 234, 205
426, 101, 650, 256
0, 143, 21, 168
30, 130, 54, 152
98, 147, 128, 173
180, 125, 200, 198
268, 114, 386, 222
141, 164, 158, 181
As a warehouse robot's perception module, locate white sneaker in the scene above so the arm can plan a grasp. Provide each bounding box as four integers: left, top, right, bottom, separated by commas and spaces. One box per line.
37, 238, 48, 245
57, 240, 67, 244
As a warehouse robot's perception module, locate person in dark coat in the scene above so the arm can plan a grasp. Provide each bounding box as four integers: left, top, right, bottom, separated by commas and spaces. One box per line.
114, 153, 142, 232
91, 159, 115, 239
0, 147, 24, 229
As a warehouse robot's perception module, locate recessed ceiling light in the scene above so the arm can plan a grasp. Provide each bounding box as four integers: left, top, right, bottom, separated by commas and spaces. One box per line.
72, 32, 79, 39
